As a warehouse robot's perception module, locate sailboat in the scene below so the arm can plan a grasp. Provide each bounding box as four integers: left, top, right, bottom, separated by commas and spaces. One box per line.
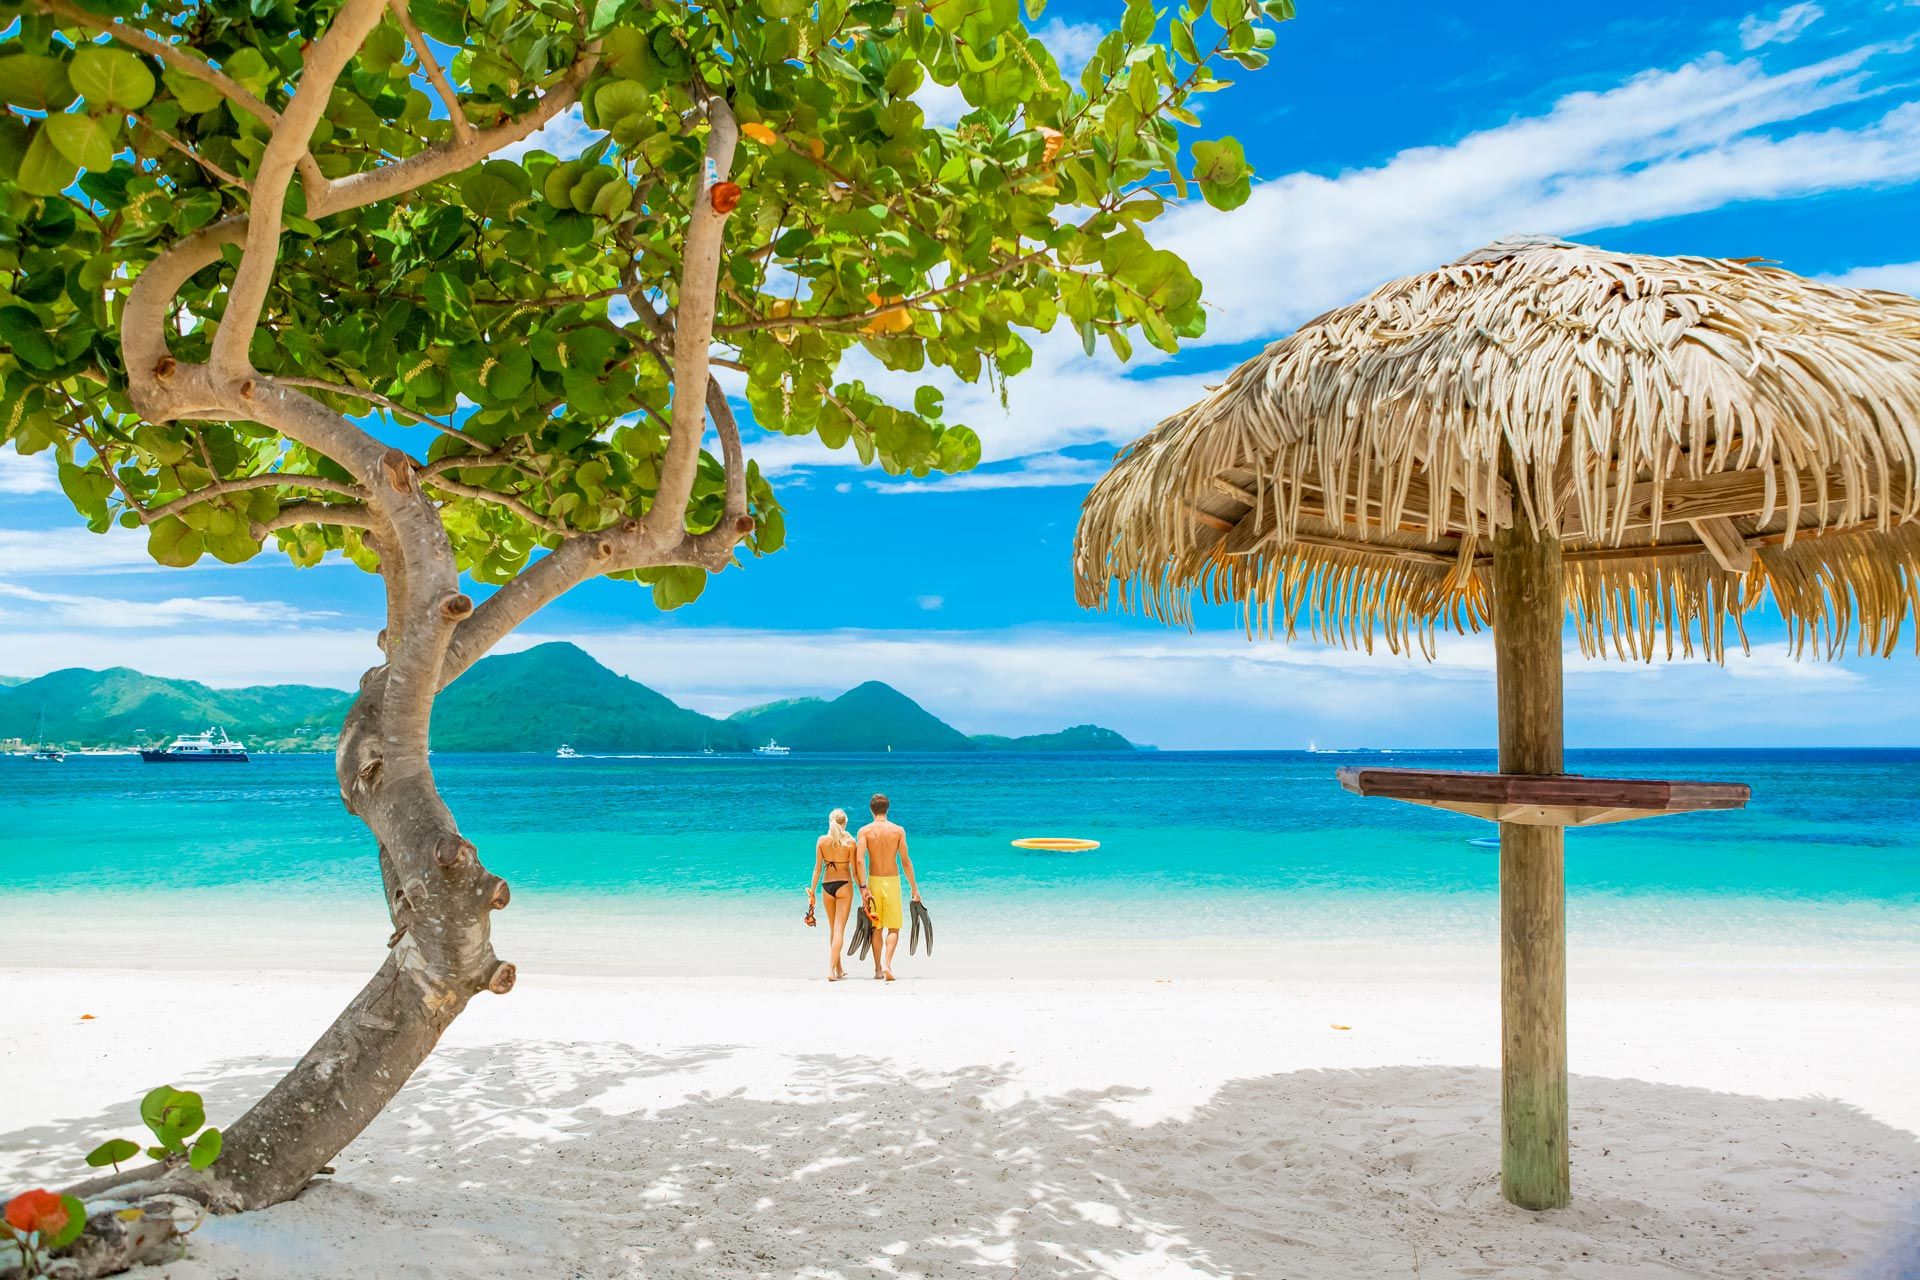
30, 708, 64, 762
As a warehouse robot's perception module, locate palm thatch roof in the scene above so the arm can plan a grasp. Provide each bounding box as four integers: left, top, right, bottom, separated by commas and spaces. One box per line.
1075, 237, 1920, 660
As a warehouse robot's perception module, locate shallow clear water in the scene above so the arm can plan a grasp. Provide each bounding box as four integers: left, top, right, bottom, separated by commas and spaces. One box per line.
3, 749, 1916, 947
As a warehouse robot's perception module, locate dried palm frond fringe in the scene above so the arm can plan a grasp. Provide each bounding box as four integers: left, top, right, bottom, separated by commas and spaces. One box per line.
1076, 237, 1920, 661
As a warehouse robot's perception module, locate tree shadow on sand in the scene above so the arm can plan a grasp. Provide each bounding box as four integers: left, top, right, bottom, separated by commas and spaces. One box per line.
7, 1050, 1917, 1279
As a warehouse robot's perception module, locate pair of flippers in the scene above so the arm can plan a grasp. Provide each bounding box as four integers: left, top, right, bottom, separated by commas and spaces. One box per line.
845, 898, 935, 960
909, 898, 934, 956
847, 901, 874, 960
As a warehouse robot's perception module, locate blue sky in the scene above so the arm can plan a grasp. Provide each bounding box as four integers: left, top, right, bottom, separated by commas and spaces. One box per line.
4, 0, 1920, 748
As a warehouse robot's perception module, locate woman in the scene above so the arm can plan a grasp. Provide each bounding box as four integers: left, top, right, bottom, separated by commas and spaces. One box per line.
807, 808, 861, 981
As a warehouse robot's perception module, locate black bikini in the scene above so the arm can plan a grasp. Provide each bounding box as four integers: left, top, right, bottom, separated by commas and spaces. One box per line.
821, 837, 854, 897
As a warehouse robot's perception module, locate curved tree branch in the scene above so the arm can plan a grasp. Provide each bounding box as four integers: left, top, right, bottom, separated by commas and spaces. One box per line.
252, 501, 377, 536
391, 0, 473, 143
143, 473, 365, 524
212, 0, 389, 378
640, 92, 739, 544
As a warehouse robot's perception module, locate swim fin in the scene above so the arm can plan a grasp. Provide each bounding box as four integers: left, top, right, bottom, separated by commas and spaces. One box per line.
847, 905, 870, 958
909, 899, 933, 956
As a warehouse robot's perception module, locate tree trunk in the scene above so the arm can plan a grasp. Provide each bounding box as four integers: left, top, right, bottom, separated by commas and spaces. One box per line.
131, 663, 511, 1211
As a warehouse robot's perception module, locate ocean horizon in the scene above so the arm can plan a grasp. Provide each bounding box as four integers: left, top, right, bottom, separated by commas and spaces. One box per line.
6, 748, 1916, 974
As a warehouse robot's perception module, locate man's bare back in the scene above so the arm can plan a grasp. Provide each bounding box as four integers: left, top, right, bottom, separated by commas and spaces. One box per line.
858, 818, 906, 876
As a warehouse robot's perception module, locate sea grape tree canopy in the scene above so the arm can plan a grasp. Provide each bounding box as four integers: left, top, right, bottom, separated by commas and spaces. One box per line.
2, 0, 1284, 618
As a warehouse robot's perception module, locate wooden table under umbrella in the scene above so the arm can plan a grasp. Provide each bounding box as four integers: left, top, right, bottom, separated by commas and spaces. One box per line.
1073, 237, 1920, 1210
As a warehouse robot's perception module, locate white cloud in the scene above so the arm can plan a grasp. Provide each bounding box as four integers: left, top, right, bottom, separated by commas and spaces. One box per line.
0, 627, 378, 688
0, 445, 57, 496
495, 106, 604, 161
0, 583, 333, 629
1819, 260, 1920, 292
1160, 46, 1920, 345
870, 453, 1112, 493
913, 79, 971, 130
1036, 18, 1105, 80
0, 526, 165, 575
1739, 2, 1823, 49
916, 594, 945, 611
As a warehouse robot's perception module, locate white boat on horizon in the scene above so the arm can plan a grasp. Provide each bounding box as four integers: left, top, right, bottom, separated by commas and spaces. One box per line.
752, 740, 791, 757
141, 727, 248, 763
556, 744, 580, 759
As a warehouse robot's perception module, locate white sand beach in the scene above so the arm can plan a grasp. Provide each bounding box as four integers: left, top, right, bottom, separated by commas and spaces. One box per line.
4, 925, 1917, 1279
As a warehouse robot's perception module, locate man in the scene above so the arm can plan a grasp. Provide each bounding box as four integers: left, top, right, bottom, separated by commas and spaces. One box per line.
856, 793, 920, 982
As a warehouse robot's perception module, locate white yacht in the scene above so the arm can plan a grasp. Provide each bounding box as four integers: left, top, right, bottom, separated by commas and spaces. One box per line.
752, 740, 792, 757
556, 744, 580, 759
141, 727, 248, 763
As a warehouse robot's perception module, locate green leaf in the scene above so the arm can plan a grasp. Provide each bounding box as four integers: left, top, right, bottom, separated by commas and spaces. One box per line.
162, 66, 225, 114
0, 54, 77, 111
85, 1138, 142, 1168
221, 48, 274, 96
1190, 135, 1250, 210
649, 564, 707, 610
425, 271, 473, 322
147, 520, 206, 568
0, 306, 61, 369
70, 45, 156, 110
188, 1127, 224, 1170
46, 113, 119, 170
19, 124, 79, 196
48, 1195, 88, 1251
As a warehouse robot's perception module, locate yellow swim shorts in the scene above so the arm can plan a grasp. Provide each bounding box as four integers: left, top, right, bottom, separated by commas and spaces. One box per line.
867, 875, 904, 929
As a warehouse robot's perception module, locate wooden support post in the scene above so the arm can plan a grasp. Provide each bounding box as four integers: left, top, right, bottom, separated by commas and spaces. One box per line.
1492, 510, 1570, 1211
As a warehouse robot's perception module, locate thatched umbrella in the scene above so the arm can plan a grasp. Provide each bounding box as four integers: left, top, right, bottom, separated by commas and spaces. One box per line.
1074, 236, 1920, 1210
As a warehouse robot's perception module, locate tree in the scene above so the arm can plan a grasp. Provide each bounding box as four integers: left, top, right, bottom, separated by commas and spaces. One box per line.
0, 0, 1280, 1233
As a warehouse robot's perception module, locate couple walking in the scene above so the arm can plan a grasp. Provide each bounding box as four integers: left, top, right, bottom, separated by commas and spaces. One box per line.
807, 793, 922, 982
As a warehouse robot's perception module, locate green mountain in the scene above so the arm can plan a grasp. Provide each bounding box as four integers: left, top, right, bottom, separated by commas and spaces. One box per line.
730, 683, 1135, 753
1, 646, 1135, 753
0, 667, 349, 749
743, 681, 978, 752
727, 696, 829, 746
970, 724, 1136, 752
0, 676, 25, 687
431, 642, 751, 752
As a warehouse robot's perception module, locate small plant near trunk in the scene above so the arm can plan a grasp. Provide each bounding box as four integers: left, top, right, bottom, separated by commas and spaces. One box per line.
86, 1086, 223, 1174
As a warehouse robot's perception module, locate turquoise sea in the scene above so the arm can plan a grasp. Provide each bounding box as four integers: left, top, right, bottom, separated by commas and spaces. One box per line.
3, 749, 1917, 957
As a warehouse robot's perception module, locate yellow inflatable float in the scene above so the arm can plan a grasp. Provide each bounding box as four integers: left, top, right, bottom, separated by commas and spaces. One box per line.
1010, 837, 1101, 852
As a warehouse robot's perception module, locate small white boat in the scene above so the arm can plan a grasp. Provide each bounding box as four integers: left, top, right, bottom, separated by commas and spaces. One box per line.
752, 740, 791, 756
141, 727, 248, 763
556, 744, 579, 759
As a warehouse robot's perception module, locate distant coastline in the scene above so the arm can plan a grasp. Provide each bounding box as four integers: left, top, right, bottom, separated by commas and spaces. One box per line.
0, 642, 1139, 755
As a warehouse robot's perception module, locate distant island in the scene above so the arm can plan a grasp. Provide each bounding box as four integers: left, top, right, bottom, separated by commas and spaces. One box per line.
0, 642, 1137, 755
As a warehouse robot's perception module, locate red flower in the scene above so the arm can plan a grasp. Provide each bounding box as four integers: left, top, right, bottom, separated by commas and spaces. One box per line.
709, 182, 742, 215
4, 1189, 68, 1238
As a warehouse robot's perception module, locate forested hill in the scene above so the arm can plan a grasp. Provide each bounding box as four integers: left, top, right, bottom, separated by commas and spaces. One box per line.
729, 682, 1137, 753
2, 644, 1136, 753
429, 642, 750, 753
0, 667, 346, 750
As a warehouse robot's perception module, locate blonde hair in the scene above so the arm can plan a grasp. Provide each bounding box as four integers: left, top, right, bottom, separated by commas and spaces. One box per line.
827, 809, 850, 843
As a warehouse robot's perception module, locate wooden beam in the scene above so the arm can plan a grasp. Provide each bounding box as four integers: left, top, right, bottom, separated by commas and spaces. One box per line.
1334, 767, 1751, 816
1206, 472, 1512, 550
1688, 516, 1755, 573
1491, 503, 1569, 1211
